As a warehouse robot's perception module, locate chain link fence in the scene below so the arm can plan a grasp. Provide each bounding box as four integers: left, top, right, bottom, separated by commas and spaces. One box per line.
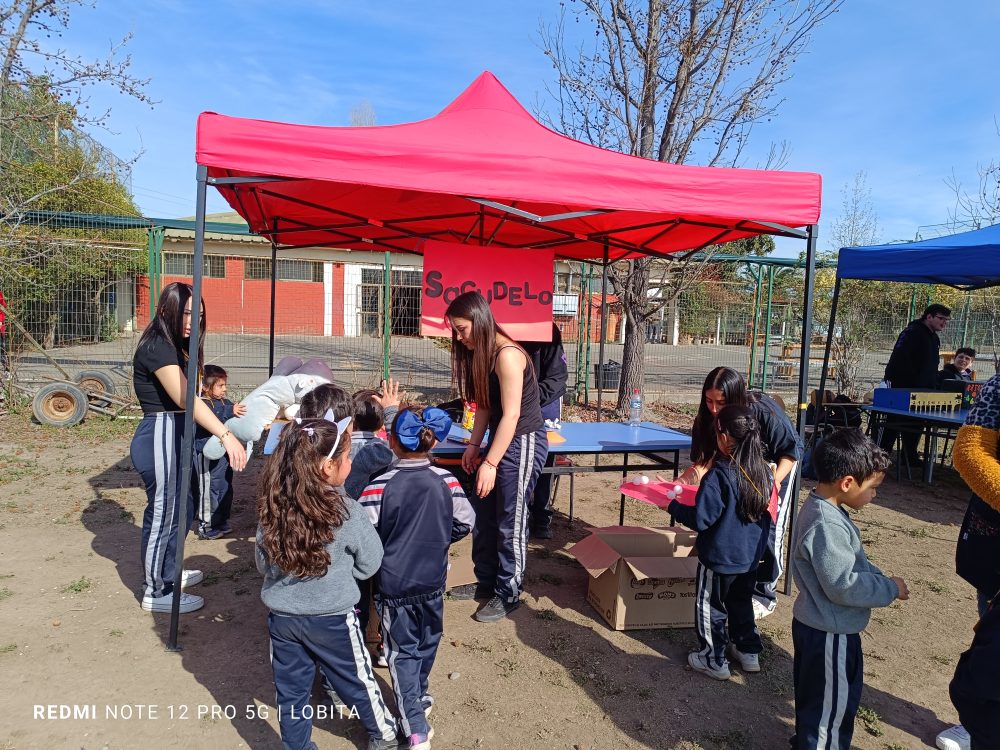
2, 213, 997, 412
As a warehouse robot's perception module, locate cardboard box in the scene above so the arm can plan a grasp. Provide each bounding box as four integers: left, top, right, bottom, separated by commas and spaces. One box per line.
569, 526, 699, 630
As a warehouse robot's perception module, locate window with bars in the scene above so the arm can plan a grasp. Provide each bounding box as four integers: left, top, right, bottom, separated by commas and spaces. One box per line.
245, 258, 324, 282
163, 253, 226, 278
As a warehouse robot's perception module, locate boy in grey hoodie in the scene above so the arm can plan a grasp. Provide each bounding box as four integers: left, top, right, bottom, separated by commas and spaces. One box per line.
790, 428, 909, 750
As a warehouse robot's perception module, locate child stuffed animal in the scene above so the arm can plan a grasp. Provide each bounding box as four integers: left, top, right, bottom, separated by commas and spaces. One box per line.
202, 356, 334, 460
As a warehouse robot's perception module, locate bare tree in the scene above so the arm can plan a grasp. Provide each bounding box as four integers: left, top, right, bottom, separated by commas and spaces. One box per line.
539, 0, 843, 415
947, 119, 1000, 231
349, 99, 377, 127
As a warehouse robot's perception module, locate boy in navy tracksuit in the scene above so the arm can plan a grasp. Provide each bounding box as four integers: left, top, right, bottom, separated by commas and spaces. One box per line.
790, 429, 908, 749
950, 589, 1000, 749
359, 407, 474, 750
344, 381, 402, 500
194, 365, 244, 539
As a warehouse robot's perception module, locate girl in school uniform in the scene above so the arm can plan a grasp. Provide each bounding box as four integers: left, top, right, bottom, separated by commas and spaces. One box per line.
130, 282, 246, 614
669, 404, 775, 681
683, 366, 801, 618
256, 416, 400, 750
443, 291, 547, 623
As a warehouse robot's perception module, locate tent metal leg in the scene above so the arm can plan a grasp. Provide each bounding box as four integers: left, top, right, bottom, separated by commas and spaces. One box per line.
268, 237, 277, 376
596, 243, 609, 423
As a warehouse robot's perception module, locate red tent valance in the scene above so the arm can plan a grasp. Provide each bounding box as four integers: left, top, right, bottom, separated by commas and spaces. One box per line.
196, 72, 821, 260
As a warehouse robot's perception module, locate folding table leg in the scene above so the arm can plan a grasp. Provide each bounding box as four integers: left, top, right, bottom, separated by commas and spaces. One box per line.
619, 453, 629, 526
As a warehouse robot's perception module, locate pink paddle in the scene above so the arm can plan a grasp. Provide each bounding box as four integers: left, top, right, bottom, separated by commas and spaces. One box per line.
619, 479, 698, 509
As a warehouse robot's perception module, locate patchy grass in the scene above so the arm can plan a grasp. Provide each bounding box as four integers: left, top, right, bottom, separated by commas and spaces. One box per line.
908, 527, 929, 539
109, 629, 124, 638
702, 729, 753, 749
0, 587, 13, 602
857, 706, 884, 737
0, 642, 16, 654
0, 456, 39, 485
61, 577, 92, 594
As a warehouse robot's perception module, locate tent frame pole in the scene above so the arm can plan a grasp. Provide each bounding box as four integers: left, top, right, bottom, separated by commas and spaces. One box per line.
783, 223, 818, 596
268, 232, 278, 376
761, 265, 775, 392
596, 243, 609, 423
816, 276, 842, 436
168, 164, 209, 650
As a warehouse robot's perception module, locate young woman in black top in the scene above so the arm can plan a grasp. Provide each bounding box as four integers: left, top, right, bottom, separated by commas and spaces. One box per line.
445, 291, 546, 622
130, 282, 246, 613
682, 366, 801, 618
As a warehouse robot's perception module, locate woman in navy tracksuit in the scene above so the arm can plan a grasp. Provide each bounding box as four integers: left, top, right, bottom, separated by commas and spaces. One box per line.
130, 282, 246, 614
359, 407, 475, 749
444, 291, 547, 623
684, 366, 800, 617
669, 404, 774, 680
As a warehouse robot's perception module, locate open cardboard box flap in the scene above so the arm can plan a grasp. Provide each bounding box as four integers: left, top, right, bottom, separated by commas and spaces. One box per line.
625, 555, 699, 580
569, 526, 698, 578
568, 532, 622, 578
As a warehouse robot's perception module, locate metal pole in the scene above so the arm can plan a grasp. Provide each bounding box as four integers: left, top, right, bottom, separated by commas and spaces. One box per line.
574, 262, 586, 403
748, 265, 762, 389
583, 263, 594, 405
784, 223, 819, 596
168, 164, 209, 650
596, 244, 610, 423
382, 250, 391, 381
816, 276, 842, 434
960, 293, 972, 347
147, 229, 156, 321
761, 265, 775, 392
908, 287, 916, 322
268, 234, 278, 376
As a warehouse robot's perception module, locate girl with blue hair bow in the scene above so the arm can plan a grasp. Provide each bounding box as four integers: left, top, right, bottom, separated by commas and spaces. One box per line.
358, 406, 475, 750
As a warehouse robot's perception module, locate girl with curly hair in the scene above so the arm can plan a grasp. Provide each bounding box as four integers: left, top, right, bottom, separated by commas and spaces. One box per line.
256, 416, 400, 750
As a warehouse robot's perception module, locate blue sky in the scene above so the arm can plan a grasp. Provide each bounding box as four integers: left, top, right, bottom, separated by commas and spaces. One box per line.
54, 1, 1000, 256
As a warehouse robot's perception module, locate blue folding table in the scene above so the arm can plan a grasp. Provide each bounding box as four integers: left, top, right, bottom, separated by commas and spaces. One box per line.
862, 405, 970, 483
433, 421, 692, 524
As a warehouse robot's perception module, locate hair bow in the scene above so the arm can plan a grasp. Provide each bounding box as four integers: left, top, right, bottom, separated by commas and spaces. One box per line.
294, 411, 353, 458
395, 407, 453, 451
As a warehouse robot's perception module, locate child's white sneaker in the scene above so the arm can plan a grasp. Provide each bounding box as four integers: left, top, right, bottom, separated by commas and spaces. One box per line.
936, 724, 971, 750
727, 644, 760, 672
687, 651, 731, 680
141, 591, 203, 613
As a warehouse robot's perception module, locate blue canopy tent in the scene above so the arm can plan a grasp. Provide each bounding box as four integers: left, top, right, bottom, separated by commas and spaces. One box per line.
819, 223, 1000, 402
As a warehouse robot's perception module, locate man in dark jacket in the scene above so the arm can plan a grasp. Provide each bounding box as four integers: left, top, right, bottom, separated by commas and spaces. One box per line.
522, 323, 568, 539
879, 304, 951, 463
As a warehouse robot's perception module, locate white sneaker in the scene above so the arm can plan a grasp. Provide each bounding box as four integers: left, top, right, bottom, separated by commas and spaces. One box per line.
687, 651, 731, 681
181, 569, 203, 587
421, 695, 434, 718
141, 591, 204, 613
727, 644, 761, 673
936, 724, 971, 750
752, 599, 775, 620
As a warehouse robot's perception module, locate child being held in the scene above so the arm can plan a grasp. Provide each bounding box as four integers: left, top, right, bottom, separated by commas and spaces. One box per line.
359, 407, 475, 750
194, 364, 246, 539
668, 404, 775, 680
344, 378, 404, 500
256, 415, 400, 750
790, 427, 908, 750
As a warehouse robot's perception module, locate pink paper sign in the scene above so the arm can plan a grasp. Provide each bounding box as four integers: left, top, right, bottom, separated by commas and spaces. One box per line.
420, 240, 555, 341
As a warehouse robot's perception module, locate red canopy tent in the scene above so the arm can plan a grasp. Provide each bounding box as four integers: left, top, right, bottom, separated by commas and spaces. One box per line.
195, 71, 820, 261
165, 73, 822, 640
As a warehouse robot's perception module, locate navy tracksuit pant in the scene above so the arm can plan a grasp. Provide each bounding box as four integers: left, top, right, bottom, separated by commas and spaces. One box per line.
194, 449, 233, 531
694, 562, 761, 669
529, 400, 560, 531
472, 429, 547, 602
754, 466, 797, 609
377, 591, 444, 737
130, 412, 193, 598
268, 610, 397, 750
791, 618, 862, 750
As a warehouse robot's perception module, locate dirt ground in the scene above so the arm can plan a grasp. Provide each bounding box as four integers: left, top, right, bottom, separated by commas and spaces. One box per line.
0, 406, 979, 750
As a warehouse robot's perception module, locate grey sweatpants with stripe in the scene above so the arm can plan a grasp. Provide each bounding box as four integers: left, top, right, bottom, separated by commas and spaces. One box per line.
130, 412, 193, 598
472, 429, 547, 603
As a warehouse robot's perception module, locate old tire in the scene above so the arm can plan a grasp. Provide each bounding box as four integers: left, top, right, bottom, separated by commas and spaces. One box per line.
76, 370, 116, 406
32, 382, 88, 427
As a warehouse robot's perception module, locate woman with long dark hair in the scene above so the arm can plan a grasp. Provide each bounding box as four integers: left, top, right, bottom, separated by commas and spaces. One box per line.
444, 291, 546, 622
130, 282, 246, 614
683, 366, 801, 618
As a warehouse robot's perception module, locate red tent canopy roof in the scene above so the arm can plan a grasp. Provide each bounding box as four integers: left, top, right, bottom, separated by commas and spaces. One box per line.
195, 71, 821, 260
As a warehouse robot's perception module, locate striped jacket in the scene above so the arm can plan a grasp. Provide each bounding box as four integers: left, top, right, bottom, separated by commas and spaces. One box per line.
360, 458, 475, 603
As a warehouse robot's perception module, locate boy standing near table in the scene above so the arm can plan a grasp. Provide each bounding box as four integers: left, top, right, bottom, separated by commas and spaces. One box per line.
790, 428, 908, 750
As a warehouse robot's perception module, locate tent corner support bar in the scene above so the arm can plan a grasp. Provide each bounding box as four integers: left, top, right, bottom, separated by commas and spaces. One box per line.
169, 163, 209, 650
596, 244, 609, 423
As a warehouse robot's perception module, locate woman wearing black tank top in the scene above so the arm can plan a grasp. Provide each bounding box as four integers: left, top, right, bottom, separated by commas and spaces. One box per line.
444, 292, 546, 622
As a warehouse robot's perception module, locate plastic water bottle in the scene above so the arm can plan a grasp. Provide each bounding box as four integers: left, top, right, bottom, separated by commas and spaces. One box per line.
629, 388, 642, 427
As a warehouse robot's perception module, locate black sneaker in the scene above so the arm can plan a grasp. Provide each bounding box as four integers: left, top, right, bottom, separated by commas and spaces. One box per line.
532, 525, 554, 540
447, 583, 491, 600
474, 595, 520, 622
366, 734, 402, 750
